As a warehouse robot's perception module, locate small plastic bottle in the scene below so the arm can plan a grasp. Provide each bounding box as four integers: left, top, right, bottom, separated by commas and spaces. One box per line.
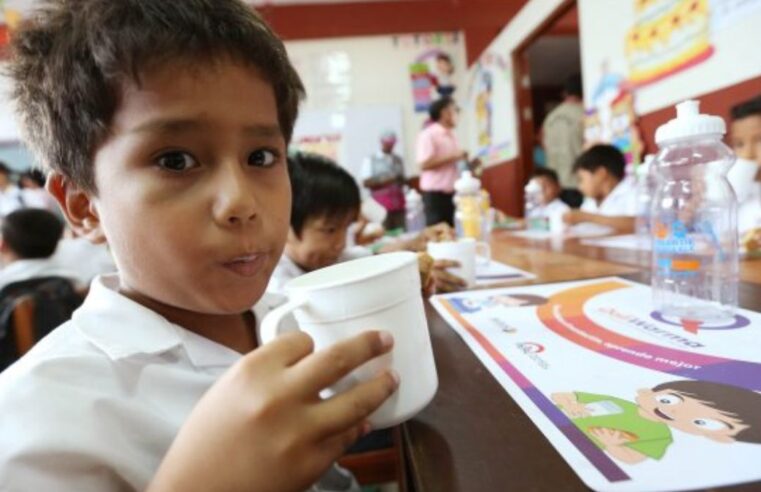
405, 189, 426, 233
524, 179, 546, 230
453, 171, 484, 239
651, 100, 738, 322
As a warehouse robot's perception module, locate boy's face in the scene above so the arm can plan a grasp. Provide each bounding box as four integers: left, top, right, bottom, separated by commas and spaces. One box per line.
436, 57, 454, 75
286, 214, 355, 272
534, 177, 560, 205
62, 60, 290, 314
636, 388, 748, 443
730, 115, 761, 164
576, 168, 606, 200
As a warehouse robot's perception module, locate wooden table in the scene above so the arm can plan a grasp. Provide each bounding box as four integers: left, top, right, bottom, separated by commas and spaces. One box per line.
403, 232, 761, 491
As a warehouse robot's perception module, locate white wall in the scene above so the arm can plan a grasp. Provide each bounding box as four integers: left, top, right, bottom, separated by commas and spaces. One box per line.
285, 32, 468, 177
463, 0, 567, 167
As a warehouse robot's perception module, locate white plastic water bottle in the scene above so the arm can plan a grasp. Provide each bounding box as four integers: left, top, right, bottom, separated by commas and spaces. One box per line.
453, 171, 485, 239
524, 179, 546, 230
651, 100, 738, 322
405, 189, 425, 233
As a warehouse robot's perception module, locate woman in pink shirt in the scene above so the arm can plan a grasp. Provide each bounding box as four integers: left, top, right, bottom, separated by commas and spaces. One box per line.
416, 97, 471, 226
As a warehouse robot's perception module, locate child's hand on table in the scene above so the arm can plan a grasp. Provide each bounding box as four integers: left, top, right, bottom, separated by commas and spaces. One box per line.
563, 210, 589, 226
149, 331, 398, 492
742, 228, 761, 252
418, 253, 467, 296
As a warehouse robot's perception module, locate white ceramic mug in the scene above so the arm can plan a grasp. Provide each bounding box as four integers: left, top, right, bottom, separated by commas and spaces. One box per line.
427, 238, 491, 287
260, 252, 438, 429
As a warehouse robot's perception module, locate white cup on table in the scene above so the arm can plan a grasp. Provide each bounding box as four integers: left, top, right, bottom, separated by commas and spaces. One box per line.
427, 238, 491, 287
260, 252, 438, 429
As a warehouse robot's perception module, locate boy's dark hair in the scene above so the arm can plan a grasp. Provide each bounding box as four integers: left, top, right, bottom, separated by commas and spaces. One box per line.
9, 0, 305, 193
436, 53, 452, 63
730, 95, 761, 121
653, 380, 761, 444
564, 73, 583, 98
573, 144, 626, 180
288, 152, 360, 238
532, 168, 560, 185
429, 97, 455, 122
0, 162, 11, 177
1, 209, 64, 259
21, 169, 46, 188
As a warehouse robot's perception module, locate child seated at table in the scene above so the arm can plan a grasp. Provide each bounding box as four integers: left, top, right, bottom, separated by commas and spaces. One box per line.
0, 208, 78, 290
727, 95, 761, 251
563, 144, 637, 235
0, 2, 399, 491
268, 152, 465, 295
526, 168, 570, 224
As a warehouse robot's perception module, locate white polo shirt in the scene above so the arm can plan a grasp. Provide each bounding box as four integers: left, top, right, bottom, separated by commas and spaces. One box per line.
0, 275, 312, 491
0, 257, 81, 291
580, 177, 638, 217
527, 198, 570, 219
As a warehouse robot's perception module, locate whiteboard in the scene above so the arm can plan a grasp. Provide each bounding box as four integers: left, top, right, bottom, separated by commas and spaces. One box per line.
290, 105, 405, 194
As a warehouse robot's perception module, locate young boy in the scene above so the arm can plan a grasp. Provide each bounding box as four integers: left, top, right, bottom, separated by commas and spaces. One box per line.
727, 95, 761, 248
0, 208, 77, 290
0, 2, 398, 491
269, 152, 465, 295
553, 380, 761, 465
526, 168, 570, 220
564, 144, 637, 234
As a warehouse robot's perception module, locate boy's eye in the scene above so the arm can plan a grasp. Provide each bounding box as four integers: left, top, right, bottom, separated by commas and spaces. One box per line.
692, 418, 728, 431
156, 152, 198, 172
656, 393, 682, 405
248, 149, 278, 167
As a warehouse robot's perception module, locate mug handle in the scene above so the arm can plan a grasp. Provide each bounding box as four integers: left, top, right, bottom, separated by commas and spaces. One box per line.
476, 242, 491, 266
260, 297, 309, 344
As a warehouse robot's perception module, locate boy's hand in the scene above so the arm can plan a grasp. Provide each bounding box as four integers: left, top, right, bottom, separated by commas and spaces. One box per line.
589, 427, 632, 447
431, 259, 467, 294
149, 331, 398, 492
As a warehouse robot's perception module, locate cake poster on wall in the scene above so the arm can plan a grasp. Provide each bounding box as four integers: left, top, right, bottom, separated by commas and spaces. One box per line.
625, 0, 714, 88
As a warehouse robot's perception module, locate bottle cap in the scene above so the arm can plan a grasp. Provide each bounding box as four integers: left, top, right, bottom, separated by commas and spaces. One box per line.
454, 170, 481, 194
655, 100, 726, 145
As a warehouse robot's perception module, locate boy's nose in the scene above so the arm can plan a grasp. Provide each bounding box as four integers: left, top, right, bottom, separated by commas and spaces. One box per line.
213, 165, 259, 227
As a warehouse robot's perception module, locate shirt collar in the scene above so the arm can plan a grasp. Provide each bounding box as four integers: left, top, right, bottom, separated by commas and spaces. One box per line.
74, 274, 243, 368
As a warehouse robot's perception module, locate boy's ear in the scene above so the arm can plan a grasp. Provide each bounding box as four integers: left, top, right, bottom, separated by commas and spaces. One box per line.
46, 173, 107, 245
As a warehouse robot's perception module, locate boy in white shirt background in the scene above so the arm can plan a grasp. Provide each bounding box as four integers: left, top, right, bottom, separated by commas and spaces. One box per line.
0, 208, 78, 290
727, 95, 761, 250
564, 144, 637, 235
0, 2, 400, 491
526, 168, 570, 221
270, 152, 466, 296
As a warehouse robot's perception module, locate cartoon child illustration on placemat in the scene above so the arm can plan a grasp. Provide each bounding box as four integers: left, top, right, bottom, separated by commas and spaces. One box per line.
449, 293, 549, 314
553, 380, 761, 464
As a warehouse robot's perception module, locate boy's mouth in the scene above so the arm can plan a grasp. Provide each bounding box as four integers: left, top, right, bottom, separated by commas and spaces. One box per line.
222, 253, 267, 277
654, 408, 674, 421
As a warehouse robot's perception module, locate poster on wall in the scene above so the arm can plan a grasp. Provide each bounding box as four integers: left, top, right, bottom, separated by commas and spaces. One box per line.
431, 277, 761, 491
465, 50, 516, 167
394, 32, 462, 113
580, 0, 761, 152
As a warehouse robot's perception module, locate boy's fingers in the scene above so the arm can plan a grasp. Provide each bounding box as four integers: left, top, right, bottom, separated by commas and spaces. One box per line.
256, 331, 315, 367
291, 331, 394, 394
433, 259, 460, 269
320, 422, 368, 460
311, 371, 399, 441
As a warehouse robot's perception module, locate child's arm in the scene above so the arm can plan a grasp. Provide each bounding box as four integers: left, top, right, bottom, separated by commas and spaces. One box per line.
564, 210, 635, 234
148, 331, 397, 492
